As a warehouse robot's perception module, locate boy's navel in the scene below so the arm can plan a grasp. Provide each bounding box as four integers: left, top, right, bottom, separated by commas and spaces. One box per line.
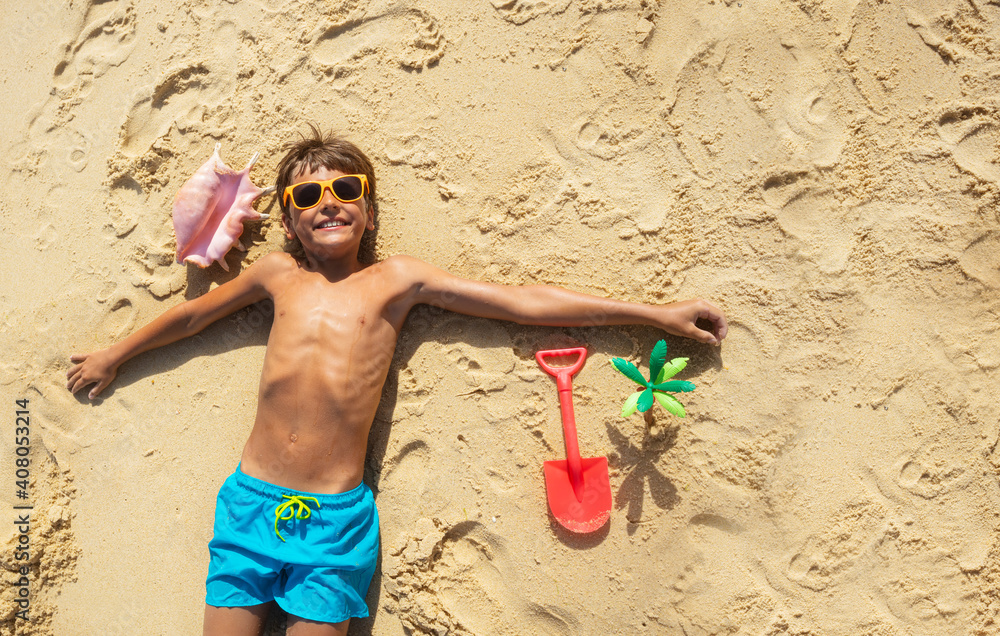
289, 433, 298, 443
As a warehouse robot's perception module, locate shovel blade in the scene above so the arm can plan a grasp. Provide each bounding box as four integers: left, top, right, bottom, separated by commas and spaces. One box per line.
544, 457, 612, 533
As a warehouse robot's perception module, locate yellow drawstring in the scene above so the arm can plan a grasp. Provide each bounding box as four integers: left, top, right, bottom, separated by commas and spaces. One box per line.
274, 495, 320, 542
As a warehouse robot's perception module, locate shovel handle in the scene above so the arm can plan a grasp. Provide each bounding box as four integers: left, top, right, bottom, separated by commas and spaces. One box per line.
536, 348, 587, 500
535, 347, 587, 391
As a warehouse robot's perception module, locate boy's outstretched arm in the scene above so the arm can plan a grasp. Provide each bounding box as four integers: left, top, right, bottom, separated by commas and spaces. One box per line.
396, 256, 728, 345
67, 254, 279, 399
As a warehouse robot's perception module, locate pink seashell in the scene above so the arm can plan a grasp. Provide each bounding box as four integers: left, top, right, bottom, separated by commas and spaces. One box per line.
172, 143, 274, 271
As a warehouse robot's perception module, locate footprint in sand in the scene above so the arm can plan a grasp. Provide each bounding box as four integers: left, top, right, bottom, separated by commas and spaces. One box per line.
385, 129, 442, 181
103, 168, 187, 301
842, 1, 964, 113
97, 294, 139, 340
574, 103, 654, 161
119, 64, 213, 157
937, 108, 1000, 185
760, 170, 857, 273
444, 342, 515, 393
64, 127, 92, 174
104, 173, 143, 238
383, 519, 499, 634
959, 231, 1000, 289
896, 447, 974, 500
52, 0, 136, 90
307, 8, 446, 74
12, 0, 134, 179
936, 109, 1000, 287
393, 364, 433, 418
784, 501, 884, 592
379, 437, 446, 507
665, 20, 847, 179
397, 9, 446, 70
385, 518, 578, 635
118, 17, 243, 158
489, 0, 572, 25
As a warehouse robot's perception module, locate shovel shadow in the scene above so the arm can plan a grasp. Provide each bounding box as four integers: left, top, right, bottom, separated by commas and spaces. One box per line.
606, 417, 680, 534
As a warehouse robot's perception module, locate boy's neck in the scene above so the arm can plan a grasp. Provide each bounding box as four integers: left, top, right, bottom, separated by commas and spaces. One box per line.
300, 249, 367, 281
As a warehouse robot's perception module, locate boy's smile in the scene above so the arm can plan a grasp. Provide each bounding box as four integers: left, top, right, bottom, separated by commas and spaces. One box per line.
282, 166, 374, 265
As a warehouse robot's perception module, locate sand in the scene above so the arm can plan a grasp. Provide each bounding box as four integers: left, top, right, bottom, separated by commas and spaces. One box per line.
1, 0, 999, 634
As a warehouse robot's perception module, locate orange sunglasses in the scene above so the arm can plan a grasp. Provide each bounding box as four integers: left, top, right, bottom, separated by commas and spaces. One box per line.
283, 174, 369, 210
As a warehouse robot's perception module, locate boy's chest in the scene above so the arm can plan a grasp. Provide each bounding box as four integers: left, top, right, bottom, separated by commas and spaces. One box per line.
269, 273, 404, 335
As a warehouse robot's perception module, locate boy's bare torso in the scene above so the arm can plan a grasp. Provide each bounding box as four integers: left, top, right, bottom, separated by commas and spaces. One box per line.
241, 253, 411, 494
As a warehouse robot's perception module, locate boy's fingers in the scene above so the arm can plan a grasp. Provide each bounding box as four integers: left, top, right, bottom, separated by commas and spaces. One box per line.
67, 366, 85, 386
715, 316, 728, 341
69, 375, 94, 395
704, 312, 727, 342
88, 382, 107, 400
695, 302, 728, 343
690, 314, 724, 346
694, 327, 719, 346
676, 318, 715, 345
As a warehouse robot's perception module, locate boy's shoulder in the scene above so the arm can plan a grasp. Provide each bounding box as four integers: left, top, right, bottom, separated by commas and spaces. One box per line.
257, 251, 296, 265
251, 251, 298, 273
379, 253, 422, 269
376, 254, 437, 282
257, 251, 295, 263
238, 251, 298, 286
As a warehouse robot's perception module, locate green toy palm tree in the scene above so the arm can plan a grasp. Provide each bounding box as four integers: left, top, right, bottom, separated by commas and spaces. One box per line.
612, 340, 695, 418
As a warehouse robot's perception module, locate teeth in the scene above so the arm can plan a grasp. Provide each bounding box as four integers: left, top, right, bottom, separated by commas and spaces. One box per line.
317, 220, 348, 229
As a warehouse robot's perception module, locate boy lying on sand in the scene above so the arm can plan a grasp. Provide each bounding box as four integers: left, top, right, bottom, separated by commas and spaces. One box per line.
67, 126, 727, 636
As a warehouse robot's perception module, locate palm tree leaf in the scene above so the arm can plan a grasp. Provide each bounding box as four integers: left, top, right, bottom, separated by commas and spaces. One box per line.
648, 340, 667, 383
654, 391, 687, 417
620, 391, 641, 417
652, 380, 696, 393
637, 388, 655, 412
612, 357, 648, 387
654, 357, 689, 384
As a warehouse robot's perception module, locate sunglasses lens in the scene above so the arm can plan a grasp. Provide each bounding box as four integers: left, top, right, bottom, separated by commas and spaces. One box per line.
332, 176, 364, 202
291, 182, 323, 208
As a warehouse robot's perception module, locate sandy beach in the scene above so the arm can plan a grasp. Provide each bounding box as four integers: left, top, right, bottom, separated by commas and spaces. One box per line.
2, 0, 999, 634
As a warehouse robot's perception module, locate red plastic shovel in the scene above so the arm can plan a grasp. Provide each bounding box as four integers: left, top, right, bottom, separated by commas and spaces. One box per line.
535, 347, 612, 533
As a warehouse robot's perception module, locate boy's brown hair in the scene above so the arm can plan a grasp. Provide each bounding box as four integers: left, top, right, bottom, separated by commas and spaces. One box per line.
275, 123, 379, 262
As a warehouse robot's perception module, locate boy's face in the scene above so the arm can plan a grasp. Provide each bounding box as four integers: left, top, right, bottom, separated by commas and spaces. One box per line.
281, 166, 375, 261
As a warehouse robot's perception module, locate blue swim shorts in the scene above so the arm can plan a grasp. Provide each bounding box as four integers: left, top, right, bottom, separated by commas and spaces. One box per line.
205, 466, 379, 624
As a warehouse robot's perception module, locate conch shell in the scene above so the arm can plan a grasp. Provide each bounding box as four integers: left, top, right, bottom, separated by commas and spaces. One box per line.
172, 143, 274, 270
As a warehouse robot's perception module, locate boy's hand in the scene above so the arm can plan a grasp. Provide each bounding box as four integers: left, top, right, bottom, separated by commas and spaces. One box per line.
67, 349, 120, 400
655, 299, 728, 346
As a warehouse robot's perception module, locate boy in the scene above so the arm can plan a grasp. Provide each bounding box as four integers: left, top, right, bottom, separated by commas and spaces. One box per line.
67, 126, 728, 636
